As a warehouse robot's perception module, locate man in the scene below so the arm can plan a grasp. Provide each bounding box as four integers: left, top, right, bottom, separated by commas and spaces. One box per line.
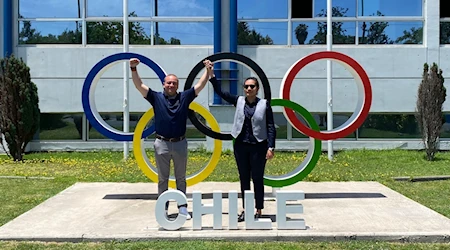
130, 58, 212, 220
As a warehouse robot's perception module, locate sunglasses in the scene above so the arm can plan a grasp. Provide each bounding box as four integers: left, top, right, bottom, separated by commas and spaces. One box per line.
243, 84, 256, 89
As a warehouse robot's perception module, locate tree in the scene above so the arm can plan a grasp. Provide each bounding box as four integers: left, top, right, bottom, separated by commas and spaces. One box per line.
294, 24, 308, 44
237, 22, 273, 45
396, 27, 423, 44
416, 63, 446, 161
360, 11, 391, 44
0, 55, 40, 161
308, 7, 354, 44
360, 11, 392, 44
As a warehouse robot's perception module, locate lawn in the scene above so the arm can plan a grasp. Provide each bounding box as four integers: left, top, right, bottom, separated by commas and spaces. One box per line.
0, 149, 450, 249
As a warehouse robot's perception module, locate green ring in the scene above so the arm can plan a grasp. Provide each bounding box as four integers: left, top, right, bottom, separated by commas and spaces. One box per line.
263, 99, 322, 187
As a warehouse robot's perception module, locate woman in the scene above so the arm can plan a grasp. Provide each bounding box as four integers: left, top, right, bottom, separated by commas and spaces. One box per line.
206, 61, 276, 222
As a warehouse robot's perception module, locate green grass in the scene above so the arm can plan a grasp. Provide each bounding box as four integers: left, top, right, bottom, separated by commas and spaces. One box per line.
0, 240, 449, 250
1, 149, 450, 249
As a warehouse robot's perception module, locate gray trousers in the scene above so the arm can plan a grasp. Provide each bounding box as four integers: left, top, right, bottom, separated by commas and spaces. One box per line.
154, 138, 188, 208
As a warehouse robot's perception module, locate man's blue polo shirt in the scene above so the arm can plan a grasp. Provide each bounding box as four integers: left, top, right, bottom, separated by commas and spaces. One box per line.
145, 87, 196, 138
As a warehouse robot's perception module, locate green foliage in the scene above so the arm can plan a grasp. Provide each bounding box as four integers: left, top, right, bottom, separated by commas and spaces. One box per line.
362, 114, 418, 135
295, 24, 308, 44
237, 22, 273, 45
396, 27, 423, 44
416, 63, 446, 161
0, 55, 40, 161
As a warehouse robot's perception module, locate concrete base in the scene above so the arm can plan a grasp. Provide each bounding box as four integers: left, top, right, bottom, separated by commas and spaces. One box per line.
0, 181, 450, 242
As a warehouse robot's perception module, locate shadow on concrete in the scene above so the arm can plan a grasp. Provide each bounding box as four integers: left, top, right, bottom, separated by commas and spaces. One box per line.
102, 192, 386, 200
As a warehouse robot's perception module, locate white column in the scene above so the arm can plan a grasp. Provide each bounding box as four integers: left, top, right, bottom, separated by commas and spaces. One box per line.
326, 0, 334, 160
425, 0, 440, 65
123, 0, 130, 159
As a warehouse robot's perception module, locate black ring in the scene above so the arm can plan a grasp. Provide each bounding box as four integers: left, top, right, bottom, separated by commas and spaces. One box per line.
184, 52, 271, 140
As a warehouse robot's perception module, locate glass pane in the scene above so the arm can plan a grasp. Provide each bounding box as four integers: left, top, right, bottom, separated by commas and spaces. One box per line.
38, 114, 83, 140
274, 113, 287, 139
441, 114, 450, 138
358, 114, 420, 138
238, 0, 287, 19
237, 22, 287, 45
359, 21, 423, 44
292, 113, 356, 139
129, 22, 152, 45
314, 0, 356, 17
129, 0, 153, 17
358, 0, 422, 16
156, 0, 213, 17
87, 21, 123, 44
19, 0, 82, 18
294, 21, 355, 45
19, 21, 82, 44
186, 114, 206, 139
153, 22, 213, 45
87, 0, 122, 17
440, 22, 450, 44
89, 113, 144, 140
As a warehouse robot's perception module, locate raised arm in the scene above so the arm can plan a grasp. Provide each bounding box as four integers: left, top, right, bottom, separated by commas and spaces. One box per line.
130, 58, 149, 97
193, 60, 213, 96
207, 62, 239, 105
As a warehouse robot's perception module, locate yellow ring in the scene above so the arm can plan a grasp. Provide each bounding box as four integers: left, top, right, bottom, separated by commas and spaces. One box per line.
133, 102, 222, 187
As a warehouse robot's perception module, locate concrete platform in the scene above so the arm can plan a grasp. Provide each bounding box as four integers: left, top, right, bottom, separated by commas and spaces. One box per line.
1, 181, 450, 242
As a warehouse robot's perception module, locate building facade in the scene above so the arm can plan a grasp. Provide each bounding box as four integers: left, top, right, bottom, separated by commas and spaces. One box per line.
2, 0, 450, 152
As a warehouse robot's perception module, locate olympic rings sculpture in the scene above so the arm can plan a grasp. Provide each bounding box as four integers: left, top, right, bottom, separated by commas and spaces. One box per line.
82, 51, 372, 188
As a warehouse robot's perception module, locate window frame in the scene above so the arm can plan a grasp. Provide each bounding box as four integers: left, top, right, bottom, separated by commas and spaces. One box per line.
237, 0, 424, 46
16, 0, 214, 46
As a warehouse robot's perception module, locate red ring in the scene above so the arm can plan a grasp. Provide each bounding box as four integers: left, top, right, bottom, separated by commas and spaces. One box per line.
282, 51, 372, 140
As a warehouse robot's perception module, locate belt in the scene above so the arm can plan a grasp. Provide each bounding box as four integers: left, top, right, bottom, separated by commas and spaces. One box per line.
156, 134, 186, 142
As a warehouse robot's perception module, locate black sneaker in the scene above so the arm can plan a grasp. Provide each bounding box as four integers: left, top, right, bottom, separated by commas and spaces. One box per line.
238, 211, 245, 222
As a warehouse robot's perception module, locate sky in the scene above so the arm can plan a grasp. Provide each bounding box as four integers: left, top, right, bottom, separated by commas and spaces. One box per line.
18, 0, 424, 45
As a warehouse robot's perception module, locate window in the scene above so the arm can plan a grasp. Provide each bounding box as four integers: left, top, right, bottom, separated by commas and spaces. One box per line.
358, 0, 422, 17
19, 0, 81, 18
441, 0, 450, 18
314, 0, 357, 17
292, 1, 313, 18
238, 0, 288, 19
18, 0, 213, 45
440, 0, 450, 44
236, 0, 424, 46
359, 21, 423, 44
358, 114, 420, 139
238, 22, 288, 45
38, 113, 83, 140
292, 113, 356, 139
19, 21, 82, 44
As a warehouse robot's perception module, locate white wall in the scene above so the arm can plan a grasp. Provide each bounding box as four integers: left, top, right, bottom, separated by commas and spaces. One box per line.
18, 45, 445, 115
17, 47, 214, 113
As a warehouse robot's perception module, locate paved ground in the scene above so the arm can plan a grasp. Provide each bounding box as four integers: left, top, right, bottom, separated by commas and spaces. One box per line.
0, 181, 450, 242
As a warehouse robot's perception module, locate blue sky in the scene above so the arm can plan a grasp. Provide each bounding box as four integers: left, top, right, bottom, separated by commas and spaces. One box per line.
19, 0, 423, 45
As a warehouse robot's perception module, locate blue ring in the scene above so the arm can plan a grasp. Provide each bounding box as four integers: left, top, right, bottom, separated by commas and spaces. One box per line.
82, 52, 166, 141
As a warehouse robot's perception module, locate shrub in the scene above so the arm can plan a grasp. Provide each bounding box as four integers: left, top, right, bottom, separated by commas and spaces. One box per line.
0, 55, 40, 161
415, 63, 446, 161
